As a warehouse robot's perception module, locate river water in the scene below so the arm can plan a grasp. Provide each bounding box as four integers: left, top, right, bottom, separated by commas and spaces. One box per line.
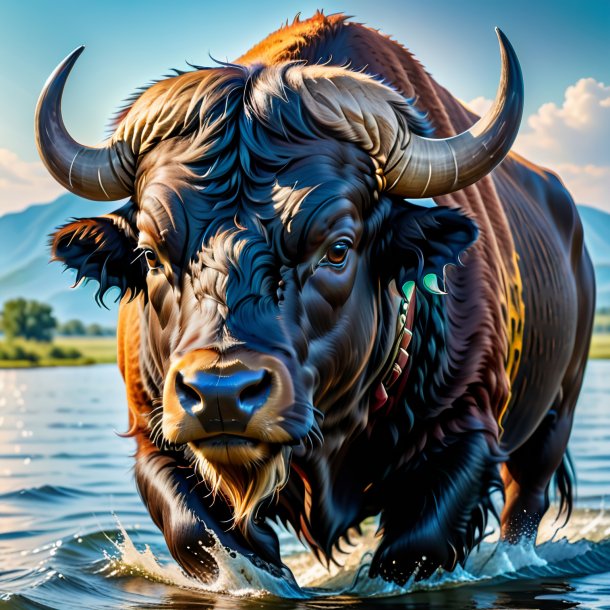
0, 361, 609, 609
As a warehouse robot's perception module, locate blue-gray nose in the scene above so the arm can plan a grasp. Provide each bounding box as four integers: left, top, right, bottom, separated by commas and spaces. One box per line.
175, 368, 272, 433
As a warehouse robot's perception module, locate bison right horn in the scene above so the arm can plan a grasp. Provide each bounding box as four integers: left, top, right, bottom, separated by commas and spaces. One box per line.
386, 28, 523, 198
292, 28, 523, 199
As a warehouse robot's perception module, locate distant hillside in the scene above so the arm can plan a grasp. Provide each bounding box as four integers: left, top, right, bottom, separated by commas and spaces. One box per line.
577, 206, 610, 264
577, 205, 610, 309
0, 195, 608, 324
0, 194, 117, 325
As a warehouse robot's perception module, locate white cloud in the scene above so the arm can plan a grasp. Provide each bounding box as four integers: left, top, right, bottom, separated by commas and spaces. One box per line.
0, 149, 64, 214
516, 78, 610, 167
513, 78, 610, 209
464, 95, 493, 117
549, 163, 610, 208
466, 79, 610, 209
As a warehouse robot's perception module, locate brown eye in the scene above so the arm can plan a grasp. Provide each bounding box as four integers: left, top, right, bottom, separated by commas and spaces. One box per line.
321, 240, 351, 267
144, 248, 161, 270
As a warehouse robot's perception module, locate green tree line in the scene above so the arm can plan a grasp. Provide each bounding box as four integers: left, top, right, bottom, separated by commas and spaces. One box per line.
0, 298, 115, 341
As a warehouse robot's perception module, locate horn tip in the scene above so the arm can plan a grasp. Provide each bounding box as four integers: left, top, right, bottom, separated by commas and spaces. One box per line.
492, 27, 522, 97
54, 46, 86, 77
40, 46, 86, 95
66, 45, 86, 64
494, 27, 515, 59
494, 27, 508, 49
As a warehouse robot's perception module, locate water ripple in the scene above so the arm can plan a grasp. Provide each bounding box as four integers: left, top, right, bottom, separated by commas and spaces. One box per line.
1, 361, 610, 609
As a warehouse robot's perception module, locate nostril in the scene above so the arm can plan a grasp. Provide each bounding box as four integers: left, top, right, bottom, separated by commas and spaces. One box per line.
175, 372, 204, 415
238, 370, 272, 414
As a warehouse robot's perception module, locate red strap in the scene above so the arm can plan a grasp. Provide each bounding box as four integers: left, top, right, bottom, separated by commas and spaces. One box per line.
370, 289, 416, 417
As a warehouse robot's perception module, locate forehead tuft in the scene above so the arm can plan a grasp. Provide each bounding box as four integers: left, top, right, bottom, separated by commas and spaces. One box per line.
113, 67, 248, 155
118, 63, 378, 263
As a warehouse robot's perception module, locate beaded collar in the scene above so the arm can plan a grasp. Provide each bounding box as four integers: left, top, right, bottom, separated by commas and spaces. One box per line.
371, 282, 416, 417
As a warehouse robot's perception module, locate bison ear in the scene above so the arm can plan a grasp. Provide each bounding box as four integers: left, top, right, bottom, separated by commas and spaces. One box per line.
388, 201, 479, 295
50, 203, 144, 306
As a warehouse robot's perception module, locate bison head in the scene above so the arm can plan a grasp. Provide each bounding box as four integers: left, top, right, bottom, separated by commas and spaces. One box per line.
37, 31, 521, 543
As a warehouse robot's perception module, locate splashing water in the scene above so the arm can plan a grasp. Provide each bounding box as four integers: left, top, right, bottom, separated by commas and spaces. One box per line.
101, 508, 610, 601
102, 520, 307, 599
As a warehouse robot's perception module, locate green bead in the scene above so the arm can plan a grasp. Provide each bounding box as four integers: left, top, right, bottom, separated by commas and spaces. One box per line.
423, 273, 446, 295
401, 280, 415, 302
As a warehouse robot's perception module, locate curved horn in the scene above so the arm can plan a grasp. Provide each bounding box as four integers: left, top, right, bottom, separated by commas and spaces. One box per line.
386, 28, 523, 197
291, 28, 523, 199
35, 46, 135, 201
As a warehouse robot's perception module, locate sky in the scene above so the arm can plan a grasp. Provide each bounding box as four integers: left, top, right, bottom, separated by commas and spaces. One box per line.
0, 0, 608, 212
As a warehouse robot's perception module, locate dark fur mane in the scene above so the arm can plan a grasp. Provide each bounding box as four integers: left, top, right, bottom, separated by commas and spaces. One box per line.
105, 61, 433, 274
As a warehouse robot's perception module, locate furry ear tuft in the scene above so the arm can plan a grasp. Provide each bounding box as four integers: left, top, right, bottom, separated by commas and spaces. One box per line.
49, 204, 144, 307
387, 202, 479, 294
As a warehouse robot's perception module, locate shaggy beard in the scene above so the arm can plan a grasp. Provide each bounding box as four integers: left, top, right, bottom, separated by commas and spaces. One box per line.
193, 445, 292, 534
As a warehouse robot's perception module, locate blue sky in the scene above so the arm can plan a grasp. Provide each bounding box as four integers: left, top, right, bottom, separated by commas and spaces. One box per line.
0, 0, 608, 211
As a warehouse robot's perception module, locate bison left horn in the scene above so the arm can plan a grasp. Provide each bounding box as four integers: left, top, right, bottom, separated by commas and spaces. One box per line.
35, 46, 134, 201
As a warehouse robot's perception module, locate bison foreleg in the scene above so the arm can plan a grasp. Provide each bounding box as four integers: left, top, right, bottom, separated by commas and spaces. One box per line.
134, 438, 285, 582
370, 431, 501, 585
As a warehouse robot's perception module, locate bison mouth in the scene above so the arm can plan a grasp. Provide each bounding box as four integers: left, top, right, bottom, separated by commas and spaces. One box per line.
195, 433, 260, 449
190, 434, 279, 466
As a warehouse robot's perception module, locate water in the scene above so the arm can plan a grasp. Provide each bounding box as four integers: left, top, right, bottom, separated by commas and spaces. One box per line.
0, 362, 609, 609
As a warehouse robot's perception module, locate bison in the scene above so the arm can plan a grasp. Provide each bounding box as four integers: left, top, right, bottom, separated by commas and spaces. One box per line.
36, 13, 594, 585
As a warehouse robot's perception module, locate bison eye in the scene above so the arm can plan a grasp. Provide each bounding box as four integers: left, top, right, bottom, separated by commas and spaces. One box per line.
144, 248, 162, 270
319, 239, 351, 268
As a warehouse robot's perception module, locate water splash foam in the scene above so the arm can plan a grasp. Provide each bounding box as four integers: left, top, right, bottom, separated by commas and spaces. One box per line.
102, 508, 610, 600
101, 521, 307, 599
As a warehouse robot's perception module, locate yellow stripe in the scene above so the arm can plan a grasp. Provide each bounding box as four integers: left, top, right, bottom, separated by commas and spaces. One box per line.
498, 250, 525, 436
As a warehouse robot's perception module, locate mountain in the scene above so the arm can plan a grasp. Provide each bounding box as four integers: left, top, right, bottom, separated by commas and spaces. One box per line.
578, 205, 610, 310
577, 206, 610, 265
0, 194, 117, 326
0, 195, 609, 326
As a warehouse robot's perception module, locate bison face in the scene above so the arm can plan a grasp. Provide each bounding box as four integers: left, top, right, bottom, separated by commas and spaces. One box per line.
39, 35, 520, 533
50, 137, 477, 527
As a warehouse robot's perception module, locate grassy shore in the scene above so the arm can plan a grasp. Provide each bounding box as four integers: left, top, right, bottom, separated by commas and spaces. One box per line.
0, 332, 609, 368
0, 336, 117, 368
590, 333, 610, 359
55, 336, 117, 363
